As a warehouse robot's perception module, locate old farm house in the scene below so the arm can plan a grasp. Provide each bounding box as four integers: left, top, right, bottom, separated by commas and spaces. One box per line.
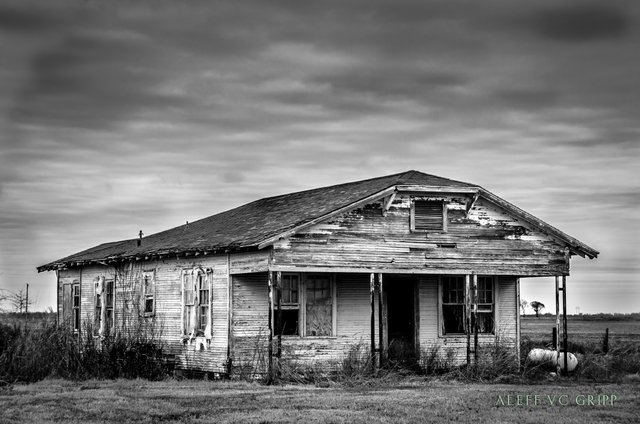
38, 171, 598, 375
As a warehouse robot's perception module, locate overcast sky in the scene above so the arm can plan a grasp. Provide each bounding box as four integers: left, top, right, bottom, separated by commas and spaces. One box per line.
1, 0, 638, 313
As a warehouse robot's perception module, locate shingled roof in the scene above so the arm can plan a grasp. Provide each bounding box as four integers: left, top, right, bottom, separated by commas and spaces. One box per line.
37, 170, 597, 271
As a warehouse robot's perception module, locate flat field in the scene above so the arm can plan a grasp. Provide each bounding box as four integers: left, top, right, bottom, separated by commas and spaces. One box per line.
521, 316, 640, 347
1, 379, 639, 424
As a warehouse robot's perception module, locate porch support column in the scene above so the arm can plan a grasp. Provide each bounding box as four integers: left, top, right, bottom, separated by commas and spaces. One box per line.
267, 272, 274, 383
370, 273, 376, 368
276, 271, 282, 359
465, 275, 471, 366
562, 276, 568, 377
515, 278, 521, 364
378, 273, 384, 368
472, 273, 478, 364
555, 276, 560, 375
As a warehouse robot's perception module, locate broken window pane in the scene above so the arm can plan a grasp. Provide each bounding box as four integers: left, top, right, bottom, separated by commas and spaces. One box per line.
305, 275, 332, 336
442, 276, 465, 335
276, 309, 299, 336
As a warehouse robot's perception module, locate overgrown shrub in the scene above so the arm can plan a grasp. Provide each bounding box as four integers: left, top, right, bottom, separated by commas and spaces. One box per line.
0, 322, 171, 383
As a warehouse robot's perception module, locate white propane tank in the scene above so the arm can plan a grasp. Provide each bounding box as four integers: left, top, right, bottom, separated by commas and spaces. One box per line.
527, 348, 578, 372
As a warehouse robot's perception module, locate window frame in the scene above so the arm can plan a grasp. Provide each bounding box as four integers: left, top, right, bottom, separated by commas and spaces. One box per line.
72, 282, 80, 333
275, 273, 336, 338
94, 277, 115, 336
438, 275, 496, 337
141, 270, 156, 317
410, 199, 447, 233
181, 268, 212, 339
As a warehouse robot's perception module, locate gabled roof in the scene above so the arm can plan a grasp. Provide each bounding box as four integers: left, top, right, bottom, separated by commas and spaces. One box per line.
37, 170, 598, 271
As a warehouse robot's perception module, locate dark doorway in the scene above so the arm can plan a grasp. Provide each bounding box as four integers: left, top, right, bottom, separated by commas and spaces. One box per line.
385, 276, 416, 362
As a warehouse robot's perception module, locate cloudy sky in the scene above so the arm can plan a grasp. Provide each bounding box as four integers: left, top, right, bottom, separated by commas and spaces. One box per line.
0, 0, 638, 313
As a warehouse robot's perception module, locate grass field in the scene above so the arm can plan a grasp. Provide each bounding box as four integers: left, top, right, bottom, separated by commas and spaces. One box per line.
1, 315, 638, 423
521, 316, 640, 348
1, 378, 639, 423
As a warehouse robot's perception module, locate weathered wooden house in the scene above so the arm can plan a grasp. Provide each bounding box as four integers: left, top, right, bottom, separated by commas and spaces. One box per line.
38, 170, 597, 375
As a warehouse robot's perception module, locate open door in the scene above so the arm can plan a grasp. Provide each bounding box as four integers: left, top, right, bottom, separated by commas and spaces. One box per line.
385, 276, 416, 362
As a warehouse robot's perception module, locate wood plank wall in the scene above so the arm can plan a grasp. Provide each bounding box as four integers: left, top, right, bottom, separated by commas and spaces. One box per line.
54, 255, 232, 374
417, 275, 518, 365
272, 194, 569, 276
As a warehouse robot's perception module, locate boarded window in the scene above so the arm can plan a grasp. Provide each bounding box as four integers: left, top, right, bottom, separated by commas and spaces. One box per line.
442, 276, 465, 334
305, 275, 332, 336
276, 274, 300, 336
412, 200, 445, 231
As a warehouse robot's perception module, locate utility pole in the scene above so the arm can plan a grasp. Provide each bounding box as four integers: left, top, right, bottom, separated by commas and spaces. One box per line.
26, 283, 29, 314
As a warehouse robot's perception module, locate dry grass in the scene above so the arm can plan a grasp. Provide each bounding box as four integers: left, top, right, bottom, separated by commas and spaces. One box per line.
1, 378, 639, 423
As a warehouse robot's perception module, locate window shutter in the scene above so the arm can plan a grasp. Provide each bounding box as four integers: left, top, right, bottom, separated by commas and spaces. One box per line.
414, 200, 444, 231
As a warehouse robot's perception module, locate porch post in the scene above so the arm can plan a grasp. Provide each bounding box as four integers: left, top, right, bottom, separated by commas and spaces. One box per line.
370, 273, 376, 368
267, 272, 274, 382
378, 273, 384, 368
562, 276, 568, 376
276, 271, 282, 359
472, 273, 478, 364
555, 276, 560, 375
465, 275, 471, 366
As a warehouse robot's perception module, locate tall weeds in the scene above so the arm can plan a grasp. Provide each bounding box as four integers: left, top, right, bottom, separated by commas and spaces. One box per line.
0, 321, 170, 383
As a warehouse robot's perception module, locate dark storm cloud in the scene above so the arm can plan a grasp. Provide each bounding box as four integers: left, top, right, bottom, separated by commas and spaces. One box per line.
0, 3, 62, 32
10, 30, 193, 131
528, 4, 630, 42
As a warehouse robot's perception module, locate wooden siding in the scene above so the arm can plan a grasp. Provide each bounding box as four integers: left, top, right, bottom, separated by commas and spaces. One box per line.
61, 255, 231, 374
230, 273, 269, 375
230, 272, 380, 373
229, 250, 270, 274
271, 194, 569, 276
417, 275, 518, 365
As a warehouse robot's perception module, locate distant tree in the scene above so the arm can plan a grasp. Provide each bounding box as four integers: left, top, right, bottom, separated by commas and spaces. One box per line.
9, 289, 32, 313
530, 301, 545, 318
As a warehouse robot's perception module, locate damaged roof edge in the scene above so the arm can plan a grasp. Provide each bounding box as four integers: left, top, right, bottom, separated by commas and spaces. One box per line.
477, 188, 599, 259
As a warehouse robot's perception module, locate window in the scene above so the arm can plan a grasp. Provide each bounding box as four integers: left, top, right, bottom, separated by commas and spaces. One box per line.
411, 200, 446, 232
198, 274, 210, 330
276, 274, 300, 335
275, 273, 334, 337
442, 276, 465, 335
94, 277, 114, 336
182, 269, 211, 338
305, 275, 332, 336
142, 271, 155, 316
72, 283, 80, 333
441, 276, 495, 335
476, 276, 494, 333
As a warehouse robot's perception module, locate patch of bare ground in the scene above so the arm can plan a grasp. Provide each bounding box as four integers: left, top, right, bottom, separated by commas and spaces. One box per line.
1, 378, 639, 423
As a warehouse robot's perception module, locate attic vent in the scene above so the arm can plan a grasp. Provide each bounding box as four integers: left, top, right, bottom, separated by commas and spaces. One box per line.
411, 200, 446, 232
